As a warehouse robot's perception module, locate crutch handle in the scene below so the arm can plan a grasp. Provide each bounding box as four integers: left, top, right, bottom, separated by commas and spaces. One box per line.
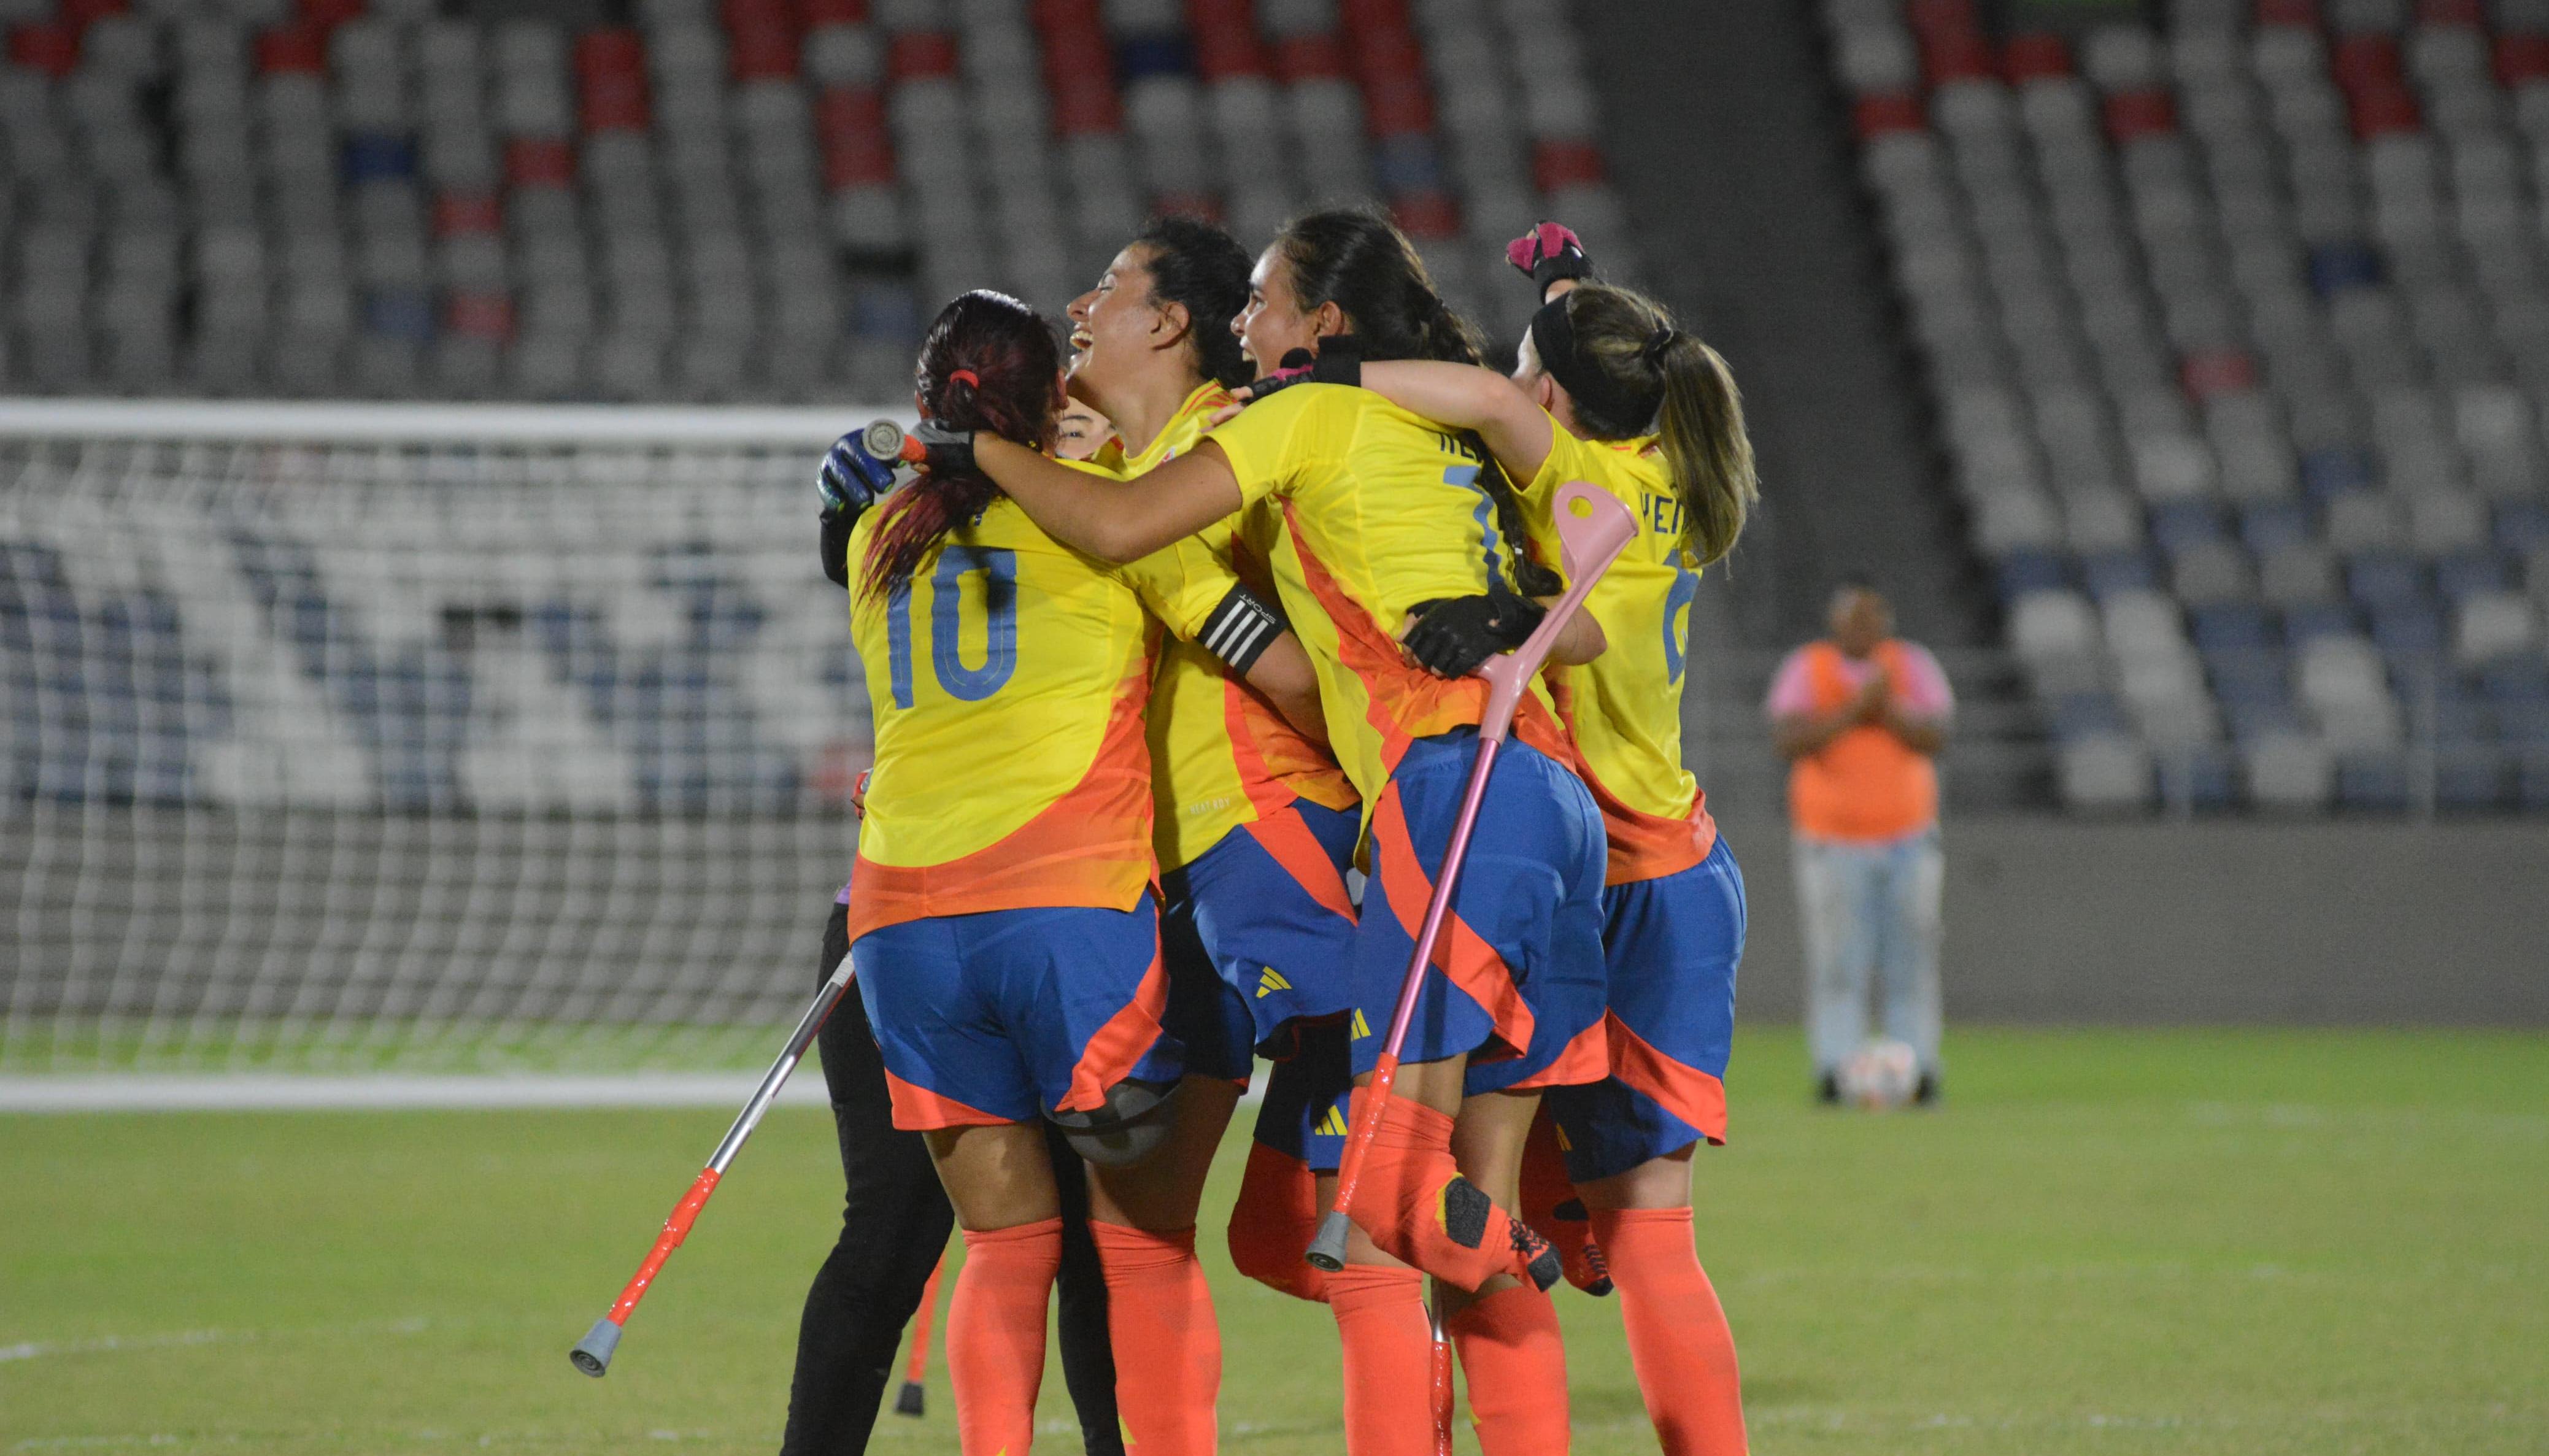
1474, 480, 1638, 742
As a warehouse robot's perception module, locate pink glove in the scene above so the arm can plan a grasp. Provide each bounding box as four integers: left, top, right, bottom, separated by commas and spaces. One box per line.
1505, 221, 1592, 289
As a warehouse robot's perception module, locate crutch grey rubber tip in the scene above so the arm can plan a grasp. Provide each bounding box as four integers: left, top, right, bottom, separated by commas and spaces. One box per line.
893, 1381, 926, 1417
569, 1317, 622, 1377
1305, 1209, 1352, 1272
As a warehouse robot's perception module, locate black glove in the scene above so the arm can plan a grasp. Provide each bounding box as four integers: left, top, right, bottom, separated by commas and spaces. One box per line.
1505, 221, 1592, 296
910, 419, 976, 475
819, 506, 855, 588
1401, 585, 1546, 679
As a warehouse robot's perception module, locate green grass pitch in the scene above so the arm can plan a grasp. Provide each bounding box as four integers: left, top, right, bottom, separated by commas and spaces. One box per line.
4, 1028, 2543, 1454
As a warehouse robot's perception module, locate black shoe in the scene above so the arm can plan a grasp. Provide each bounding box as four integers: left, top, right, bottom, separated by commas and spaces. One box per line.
1913, 1073, 1940, 1106
1815, 1073, 1840, 1106
893, 1381, 925, 1417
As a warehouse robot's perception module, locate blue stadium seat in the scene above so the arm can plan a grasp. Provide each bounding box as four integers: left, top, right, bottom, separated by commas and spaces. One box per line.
2344, 552, 2428, 613
2079, 548, 2157, 600
2299, 447, 2375, 503
2335, 751, 2410, 812
2281, 600, 2361, 645
2223, 698, 2306, 742
2240, 499, 2315, 557
2307, 241, 2383, 298
2148, 499, 2225, 557
2435, 747, 2509, 811
2432, 550, 2512, 604
2189, 603, 2273, 654
1994, 547, 2069, 599
2495, 499, 2549, 554
2371, 600, 2446, 662
2048, 690, 2129, 742
2154, 743, 2239, 812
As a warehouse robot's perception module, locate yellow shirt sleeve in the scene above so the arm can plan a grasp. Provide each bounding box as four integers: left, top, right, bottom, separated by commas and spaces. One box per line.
1115, 528, 1243, 643
1203, 383, 1350, 509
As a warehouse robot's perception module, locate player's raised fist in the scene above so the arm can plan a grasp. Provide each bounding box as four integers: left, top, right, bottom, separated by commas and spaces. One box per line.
1506, 221, 1592, 293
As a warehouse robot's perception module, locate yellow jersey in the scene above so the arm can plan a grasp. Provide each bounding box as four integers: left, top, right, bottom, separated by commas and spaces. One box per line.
846, 494, 1169, 941
1099, 381, 1355, 872
1205, 383, 1571, 807
1522, 424, 1716, 884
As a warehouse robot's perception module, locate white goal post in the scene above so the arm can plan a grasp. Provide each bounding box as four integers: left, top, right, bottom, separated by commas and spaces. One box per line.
1, 399, 906, 1082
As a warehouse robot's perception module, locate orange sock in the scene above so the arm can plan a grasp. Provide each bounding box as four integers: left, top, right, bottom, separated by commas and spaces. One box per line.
1326, 1263, 1438, 1456
1348, 1087, 1556, 1292
1519, 1110, 1610, 1295
1447, 1284, 1570, 1455
947, 1217, 1061, 1456
1088, 1222, 1220, 1456
1228, 1141, 1330, 1302
1591, 1208, 1746, 1455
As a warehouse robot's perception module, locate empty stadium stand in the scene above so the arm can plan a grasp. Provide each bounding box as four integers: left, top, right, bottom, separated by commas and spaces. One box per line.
0, 0, 1635, 401
1828, 0, 2549, 814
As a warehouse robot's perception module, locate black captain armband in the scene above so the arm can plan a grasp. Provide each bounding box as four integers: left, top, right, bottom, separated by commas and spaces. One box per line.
1197, 584, 1286, 675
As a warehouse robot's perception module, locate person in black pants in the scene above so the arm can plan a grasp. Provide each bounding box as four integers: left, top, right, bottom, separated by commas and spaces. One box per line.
779, 898, 1124, 1455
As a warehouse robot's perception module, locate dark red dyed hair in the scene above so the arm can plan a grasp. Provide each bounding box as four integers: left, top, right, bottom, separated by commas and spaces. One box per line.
861, 289, 1065, 601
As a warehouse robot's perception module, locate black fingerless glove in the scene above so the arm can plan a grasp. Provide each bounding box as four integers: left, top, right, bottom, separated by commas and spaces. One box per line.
1402, 585, 1546, 679
910, 419, 976, 475
1506, 221, 1592, 295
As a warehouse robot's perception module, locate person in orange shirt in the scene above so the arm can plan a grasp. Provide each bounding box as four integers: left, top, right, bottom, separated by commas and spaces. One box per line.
1765, 577, 1954, 1103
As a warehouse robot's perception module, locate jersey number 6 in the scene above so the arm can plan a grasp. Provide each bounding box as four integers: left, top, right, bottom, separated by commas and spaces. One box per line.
887, 545, 1020, 707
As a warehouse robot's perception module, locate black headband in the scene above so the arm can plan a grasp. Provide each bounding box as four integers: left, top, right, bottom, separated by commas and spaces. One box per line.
1529, 296, 1668, 430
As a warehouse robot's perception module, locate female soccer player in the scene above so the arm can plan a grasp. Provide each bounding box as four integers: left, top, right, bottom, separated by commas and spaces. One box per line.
845, 288, 1314, 1456
1252, 221, 1762, 1455
1054, 215, 1365, 1308
931, 210, 1609, 1456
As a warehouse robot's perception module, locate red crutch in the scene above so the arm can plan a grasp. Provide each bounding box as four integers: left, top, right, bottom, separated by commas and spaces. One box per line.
571, 953, 858, 1376
894, 1251, 949, 1416
1305, 480, 1638, 1274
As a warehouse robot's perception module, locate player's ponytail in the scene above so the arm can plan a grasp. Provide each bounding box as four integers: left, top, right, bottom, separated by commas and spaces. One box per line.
1271, 208, 1557, 596
1134, 215, 1254, 391
862, 290, 1063, 601
1534, 284, 1757, 567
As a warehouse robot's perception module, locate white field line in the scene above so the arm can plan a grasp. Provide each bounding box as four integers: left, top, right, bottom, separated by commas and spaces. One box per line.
0, 1074, 835, 1113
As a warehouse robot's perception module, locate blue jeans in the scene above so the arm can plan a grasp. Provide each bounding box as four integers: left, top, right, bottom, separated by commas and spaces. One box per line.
1793, 830, 1944, 1076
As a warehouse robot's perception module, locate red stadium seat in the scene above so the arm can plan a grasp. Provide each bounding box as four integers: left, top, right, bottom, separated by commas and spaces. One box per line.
1854, 93, 1929, 139
2104, 89, 2179, 140
2181, 350, 2259, 401
2003, 33, 2073, 84
255, 23, 326, 74
297, 0, 363, 34
1049, 72, 1123, 135
445, 294, 516, 344
1922, 29, 1997, 86
817, 88, 896, 187
505, 137, 576, 189
1906, 0, 1980, 36
2332, 34, 2402, 91
2254, 0, 2322, 26
577, 29, 650, 133
63, 0, 128, 32
2417, 0, 2485, 26
802, 0, 869, 21
1274, 33, 1347, 83
432, 193, 504, 237
1533, 139, 1606, 193
1390, 189, 1461, 240
2496, 35, 2549, 85
7, 22, 79, 77
2349, 83, 2422, 138
887, 30, 957, 82
1362, 74, 1433, 137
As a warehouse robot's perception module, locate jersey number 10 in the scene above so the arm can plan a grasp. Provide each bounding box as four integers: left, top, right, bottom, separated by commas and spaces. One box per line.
887, 545, 1019, 707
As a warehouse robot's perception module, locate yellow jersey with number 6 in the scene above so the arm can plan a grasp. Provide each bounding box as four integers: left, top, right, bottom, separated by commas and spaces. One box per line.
1522, 423, 1716, 884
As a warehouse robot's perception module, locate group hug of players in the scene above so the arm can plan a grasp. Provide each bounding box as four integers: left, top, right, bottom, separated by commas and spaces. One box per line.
786, 207, 1759, 1456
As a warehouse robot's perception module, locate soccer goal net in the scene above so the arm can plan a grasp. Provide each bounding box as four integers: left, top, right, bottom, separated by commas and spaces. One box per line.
1, 401, 893, 1076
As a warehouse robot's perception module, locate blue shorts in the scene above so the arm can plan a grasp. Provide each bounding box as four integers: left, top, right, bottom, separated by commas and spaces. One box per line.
1351, 728, 1609, 1096
852, 900, 1184, 1130
1251, 1013, 1354, 1173
1160, 799, 1362, 1082
1546, 837, 1745, 1182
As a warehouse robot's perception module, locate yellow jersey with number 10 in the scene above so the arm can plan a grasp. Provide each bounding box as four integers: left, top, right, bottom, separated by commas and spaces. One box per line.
1205, 383, 1571, 809
1098, 381, 1356, 872
1522, 424, 1716, 884
844, 495, 1160, 943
